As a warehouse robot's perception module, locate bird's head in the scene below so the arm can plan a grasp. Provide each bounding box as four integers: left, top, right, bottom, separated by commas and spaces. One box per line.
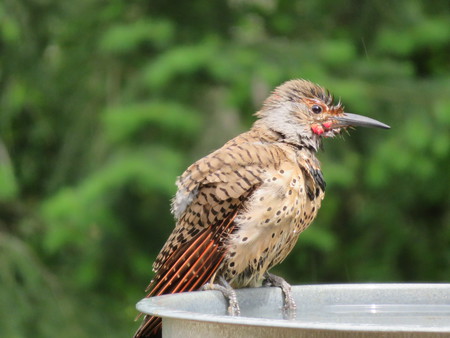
255, 79, 390, 151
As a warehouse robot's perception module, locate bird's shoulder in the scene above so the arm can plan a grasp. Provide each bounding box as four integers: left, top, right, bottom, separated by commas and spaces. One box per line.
171, 129, 288, 219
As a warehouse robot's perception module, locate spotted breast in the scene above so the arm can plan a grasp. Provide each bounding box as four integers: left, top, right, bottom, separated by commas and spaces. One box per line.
217, 143, 325, 288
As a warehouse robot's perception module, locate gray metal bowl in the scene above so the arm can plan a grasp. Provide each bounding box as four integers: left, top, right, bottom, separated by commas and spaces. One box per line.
136, 283, 450, 337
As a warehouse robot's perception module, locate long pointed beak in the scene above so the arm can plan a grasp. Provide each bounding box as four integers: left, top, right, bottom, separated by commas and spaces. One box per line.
334, 113, 390, 129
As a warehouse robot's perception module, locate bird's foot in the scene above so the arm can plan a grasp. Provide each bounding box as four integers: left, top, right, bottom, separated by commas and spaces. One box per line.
202, 277, 240, 316
263, 272, 296, 319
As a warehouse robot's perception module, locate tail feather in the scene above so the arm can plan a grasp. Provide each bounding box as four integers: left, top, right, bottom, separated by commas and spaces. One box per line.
134, 213, 238, 337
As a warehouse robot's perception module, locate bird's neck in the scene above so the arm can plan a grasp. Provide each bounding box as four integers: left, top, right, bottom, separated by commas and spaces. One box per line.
252, 120, 322, 153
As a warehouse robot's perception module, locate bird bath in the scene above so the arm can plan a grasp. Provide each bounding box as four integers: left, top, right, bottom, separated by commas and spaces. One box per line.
136, 284, 450, 337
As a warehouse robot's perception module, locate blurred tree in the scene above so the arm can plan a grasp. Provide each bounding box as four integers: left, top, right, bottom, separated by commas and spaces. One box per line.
0, 0, 449, 336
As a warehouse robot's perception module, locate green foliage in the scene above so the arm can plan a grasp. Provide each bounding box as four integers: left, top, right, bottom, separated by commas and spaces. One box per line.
0, 144, 18, 200
100, 19, 175, 53
0, 0, 449, 336
103, 101, 201, 143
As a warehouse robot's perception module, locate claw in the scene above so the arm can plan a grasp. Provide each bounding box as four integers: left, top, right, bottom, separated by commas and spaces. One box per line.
264, 272, 297, 319
202, 277, 240, 316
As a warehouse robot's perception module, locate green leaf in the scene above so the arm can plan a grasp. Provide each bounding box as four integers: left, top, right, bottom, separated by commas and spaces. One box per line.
99, 19, 174, 53
102, 101, 201, 143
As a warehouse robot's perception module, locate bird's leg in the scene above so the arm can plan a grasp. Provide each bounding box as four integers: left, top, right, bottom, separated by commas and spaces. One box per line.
263, 272, 296, 318
201, 276, 240, 316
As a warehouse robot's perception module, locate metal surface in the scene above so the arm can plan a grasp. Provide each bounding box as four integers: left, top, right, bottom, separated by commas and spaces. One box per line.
136, 284, 450, 337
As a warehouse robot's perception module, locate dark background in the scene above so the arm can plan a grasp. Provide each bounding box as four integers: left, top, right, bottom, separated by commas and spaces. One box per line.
1, 0, 449, 336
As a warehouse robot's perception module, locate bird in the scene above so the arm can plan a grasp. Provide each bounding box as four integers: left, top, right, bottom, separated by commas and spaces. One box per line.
134, 79, 390, 337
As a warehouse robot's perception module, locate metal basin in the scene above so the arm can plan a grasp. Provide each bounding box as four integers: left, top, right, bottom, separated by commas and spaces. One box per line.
136, 283, 450, 337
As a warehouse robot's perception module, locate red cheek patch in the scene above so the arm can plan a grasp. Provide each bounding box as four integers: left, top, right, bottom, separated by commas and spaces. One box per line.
311, 124, 325, 135
322, 121, 332, 129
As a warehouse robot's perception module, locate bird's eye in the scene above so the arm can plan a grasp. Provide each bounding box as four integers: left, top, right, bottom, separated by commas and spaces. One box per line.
311, 105, 323, 114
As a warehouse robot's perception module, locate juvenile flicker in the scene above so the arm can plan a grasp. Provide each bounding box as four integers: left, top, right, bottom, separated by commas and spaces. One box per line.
134, 79, 390, 337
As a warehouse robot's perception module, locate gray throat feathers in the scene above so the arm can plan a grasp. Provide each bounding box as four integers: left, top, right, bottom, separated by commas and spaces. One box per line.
254, 119, 321, 153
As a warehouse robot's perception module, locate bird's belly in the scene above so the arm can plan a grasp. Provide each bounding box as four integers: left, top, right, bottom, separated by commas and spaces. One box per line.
219, 167, 323, 288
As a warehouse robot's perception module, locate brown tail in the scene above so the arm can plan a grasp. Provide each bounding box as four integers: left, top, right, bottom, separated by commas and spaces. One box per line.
134, 213, 238, 337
